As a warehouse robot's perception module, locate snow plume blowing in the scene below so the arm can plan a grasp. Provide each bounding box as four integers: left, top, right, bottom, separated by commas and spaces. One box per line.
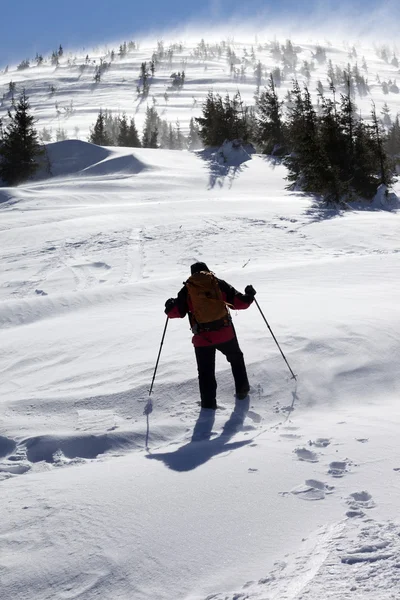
127, 0, 400, 50
5, 1, 400, 67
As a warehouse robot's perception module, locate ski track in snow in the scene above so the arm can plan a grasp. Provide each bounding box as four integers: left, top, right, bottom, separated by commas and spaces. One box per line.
1, 33, 400, 600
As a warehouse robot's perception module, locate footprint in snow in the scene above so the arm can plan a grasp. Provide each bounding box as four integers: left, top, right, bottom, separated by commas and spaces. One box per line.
294, 447, 319, 462
290, 479, 335, 501
309, 437, 331, 448
280, 433, 302, 440
346, 490, 375, 517
328, 460, 350, 478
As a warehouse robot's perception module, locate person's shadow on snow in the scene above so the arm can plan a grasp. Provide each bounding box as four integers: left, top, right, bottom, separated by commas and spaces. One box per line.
146, 398, 253, 472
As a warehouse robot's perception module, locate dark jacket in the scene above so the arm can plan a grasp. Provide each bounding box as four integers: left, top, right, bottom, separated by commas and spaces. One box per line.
166, 278, 254, 347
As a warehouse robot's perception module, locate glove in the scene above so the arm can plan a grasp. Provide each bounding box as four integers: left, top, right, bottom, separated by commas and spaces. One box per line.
245, 285, 256, 297
164, 298, 176, 313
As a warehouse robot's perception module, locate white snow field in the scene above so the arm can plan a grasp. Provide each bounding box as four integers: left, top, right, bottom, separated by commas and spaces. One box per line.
1, 33, 400, 600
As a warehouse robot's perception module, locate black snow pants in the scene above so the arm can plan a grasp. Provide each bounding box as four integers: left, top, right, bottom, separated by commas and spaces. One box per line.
194, 337, 250, 409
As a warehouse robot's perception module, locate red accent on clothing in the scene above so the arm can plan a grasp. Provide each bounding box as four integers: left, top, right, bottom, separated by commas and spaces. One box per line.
167, 305, 183, 319
166, 289, 252, 347
191, 325, 236, 347
231, 295, 252, 310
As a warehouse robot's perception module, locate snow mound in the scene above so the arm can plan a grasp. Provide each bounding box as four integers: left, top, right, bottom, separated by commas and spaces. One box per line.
44, 140, 110, 177
370, 184, 400, 210
43, 140, 147, 179
82, 151, 147, 176
0, 189, 12, 204
216, 139, 254, 166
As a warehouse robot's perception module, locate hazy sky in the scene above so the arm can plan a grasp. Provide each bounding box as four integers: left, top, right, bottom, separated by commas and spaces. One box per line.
0, 0, 395, 66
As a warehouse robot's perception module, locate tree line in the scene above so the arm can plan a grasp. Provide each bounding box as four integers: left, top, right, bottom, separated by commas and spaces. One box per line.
195, 75, 400, 202
89, 108, 201, 150
2, 80, 399, 202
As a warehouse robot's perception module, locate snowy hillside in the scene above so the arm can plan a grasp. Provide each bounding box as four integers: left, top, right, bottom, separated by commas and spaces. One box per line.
1, 32, 400, 600
2, 33, 400, 141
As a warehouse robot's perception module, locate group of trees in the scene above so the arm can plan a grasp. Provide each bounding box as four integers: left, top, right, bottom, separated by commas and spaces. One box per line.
3, 34, 400, 199
89, 111, 141, 147
88, 107, 201, 150
195, 74, 400, 202
196, 92, 254, 146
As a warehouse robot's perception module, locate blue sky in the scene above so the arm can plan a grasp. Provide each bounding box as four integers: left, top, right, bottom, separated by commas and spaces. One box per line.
0, 0, 393, 67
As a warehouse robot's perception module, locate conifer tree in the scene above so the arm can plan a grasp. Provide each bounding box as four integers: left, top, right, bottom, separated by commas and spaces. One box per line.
0, 91, 42, 185
317, 92, 349, 201
339, 73, 357, 175
117, 115, 141, 147
88, 110, 111, 146
140, 62, 150, 97
51, 51, 59, 66
127, 118, 141, 147
168, 124, 176, 149
370, 102, 392, 187
381, 103, 391, 127
142, 106, 159, 147
285, 82, 334, 196
187, 118, 202, 150
117, 114, 129, 146
256, 74, 286, 154
254, 61, 263, 89
196, 92, 225, 146
196, 91, 251, 146
386, 115, 400, 159
175, 120, 184, 150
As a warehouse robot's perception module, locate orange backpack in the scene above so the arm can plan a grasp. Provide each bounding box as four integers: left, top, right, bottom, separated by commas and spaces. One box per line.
186, 271, 228, 324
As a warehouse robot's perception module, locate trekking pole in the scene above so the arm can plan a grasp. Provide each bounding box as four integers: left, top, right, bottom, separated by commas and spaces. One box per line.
147, 316, 169, 400
145, 316, 169, 450
254, 298, 297, 380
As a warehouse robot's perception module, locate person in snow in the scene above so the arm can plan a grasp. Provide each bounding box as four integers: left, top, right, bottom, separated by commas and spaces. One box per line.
164, 262, 256, 410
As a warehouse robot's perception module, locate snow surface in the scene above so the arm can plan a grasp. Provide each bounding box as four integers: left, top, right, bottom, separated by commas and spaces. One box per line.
1, 33, 400, 600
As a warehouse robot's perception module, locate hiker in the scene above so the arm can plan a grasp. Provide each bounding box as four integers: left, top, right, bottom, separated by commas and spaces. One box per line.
164, 262, 256, 410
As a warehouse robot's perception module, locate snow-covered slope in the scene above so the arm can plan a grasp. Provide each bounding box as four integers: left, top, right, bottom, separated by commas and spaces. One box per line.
2, 33, 400, 141
1, 32, 400, 600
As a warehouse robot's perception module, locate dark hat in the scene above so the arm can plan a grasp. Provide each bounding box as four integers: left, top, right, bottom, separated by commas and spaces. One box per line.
190, 261, 210, 275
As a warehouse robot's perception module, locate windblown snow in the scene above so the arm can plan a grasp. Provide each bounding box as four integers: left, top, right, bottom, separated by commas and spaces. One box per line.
1, 33, 400, 600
